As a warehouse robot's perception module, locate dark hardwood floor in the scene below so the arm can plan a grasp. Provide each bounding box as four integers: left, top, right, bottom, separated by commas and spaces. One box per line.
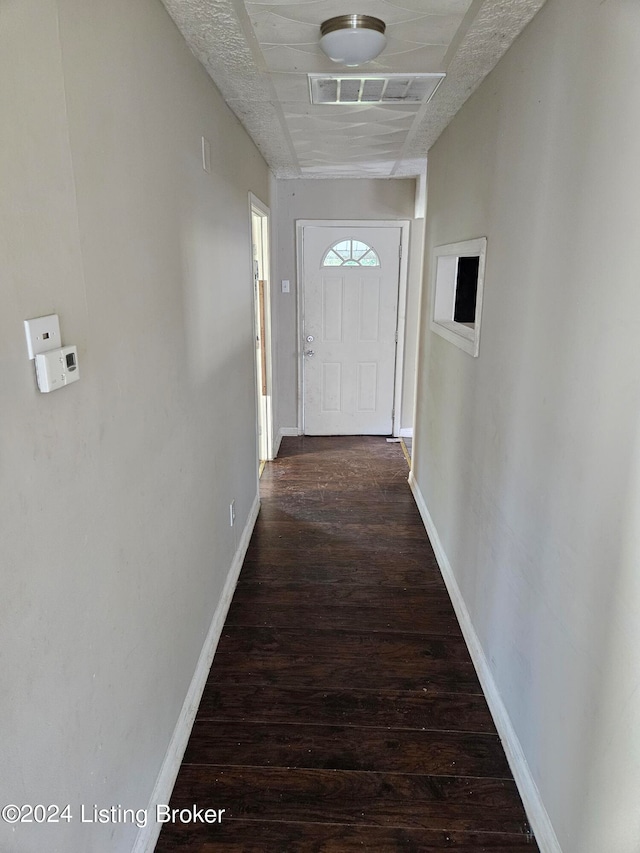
156, 437, 538, 852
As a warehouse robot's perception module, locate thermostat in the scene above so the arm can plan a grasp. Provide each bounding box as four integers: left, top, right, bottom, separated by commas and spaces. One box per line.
34, 345, 80, 393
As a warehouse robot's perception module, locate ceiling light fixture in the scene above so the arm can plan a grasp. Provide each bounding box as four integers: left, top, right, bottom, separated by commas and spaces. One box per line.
319, 15, 387, 67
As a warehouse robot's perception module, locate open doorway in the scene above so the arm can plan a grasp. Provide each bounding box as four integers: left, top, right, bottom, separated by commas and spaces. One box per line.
250, 194, 273, 470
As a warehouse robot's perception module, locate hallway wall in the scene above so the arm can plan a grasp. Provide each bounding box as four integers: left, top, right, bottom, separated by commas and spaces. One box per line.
0, 0, 268, 850
272, 178, 422, 440
412, 0, 640, 850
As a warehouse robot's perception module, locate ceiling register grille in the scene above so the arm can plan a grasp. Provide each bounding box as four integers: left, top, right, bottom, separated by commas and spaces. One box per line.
308, 73, 445, 105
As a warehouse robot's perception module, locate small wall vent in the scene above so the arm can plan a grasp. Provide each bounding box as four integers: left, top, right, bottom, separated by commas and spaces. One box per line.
308, 73, 445, 106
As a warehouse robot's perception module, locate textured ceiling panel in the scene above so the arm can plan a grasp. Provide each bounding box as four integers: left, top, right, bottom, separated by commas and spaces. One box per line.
160, 0, 549, 178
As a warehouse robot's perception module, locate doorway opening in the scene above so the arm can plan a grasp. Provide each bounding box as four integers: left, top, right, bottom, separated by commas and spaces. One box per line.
250, 194, 273, 468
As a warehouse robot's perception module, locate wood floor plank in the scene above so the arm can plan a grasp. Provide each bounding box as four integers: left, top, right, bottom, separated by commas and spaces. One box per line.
229, 582, 454, 608
195, 684, 497, 733
209, 626, 482, 694
226, 589, 462, 635
252, 498, 422, 512
256, 496, 421, 515
164, 766, 533, 836
156, 821, 539, 852
236, 561, 444, 587
214, 625, 473, 663
241, 539, 438, 568
250, 519, 433, 542
248, 515, 432, 536
224, 602, 461, 635
183, 720, 511, 778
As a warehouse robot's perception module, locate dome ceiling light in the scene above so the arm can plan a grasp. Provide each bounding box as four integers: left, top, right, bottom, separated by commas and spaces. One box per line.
319, 15, 387, 67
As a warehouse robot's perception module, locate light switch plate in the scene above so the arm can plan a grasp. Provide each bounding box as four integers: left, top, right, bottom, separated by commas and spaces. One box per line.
24, 314, 61, 359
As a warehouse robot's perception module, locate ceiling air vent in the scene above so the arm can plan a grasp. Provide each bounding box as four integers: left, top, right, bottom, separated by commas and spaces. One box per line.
308, 73, 445, 106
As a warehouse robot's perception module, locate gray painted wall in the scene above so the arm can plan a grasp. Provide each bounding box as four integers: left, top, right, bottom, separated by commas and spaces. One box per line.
0, 1, 268, 850
413, 0, 640, 850
271, 178, 422, 438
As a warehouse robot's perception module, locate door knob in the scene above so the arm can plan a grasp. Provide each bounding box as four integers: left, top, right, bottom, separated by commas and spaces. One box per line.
305, 350, 315, 357
306, 335, 314, 342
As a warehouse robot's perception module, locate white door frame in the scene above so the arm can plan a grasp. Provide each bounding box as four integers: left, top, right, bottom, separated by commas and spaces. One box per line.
296, 219, 411, 437
249, 193, 274, 461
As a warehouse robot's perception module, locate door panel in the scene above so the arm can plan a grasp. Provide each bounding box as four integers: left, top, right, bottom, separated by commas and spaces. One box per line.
302, 225, 401, 435
322, 277, 343, 341
357, 362, 378, 412
359, 279, 380, 341
322, 363, 341, 412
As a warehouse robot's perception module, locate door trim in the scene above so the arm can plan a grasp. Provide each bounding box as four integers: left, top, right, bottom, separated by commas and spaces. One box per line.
249, 193, 274, 462
296, 219, 410, 437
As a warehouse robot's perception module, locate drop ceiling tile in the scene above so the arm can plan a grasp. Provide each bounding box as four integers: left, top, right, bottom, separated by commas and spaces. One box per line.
250, 14, 318, 45
303, 131, 409, 148
391, 15, 463, 43
300, 161, 396, 175
386, 0, 472, 13
262, 44, 340, 74
270, 72, 315, 103
283, 103, 418, 123
247, 1, 426, 28
355, 44, 449, 72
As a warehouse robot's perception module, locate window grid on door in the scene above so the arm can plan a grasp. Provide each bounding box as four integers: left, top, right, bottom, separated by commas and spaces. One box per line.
322, 239, 380, 268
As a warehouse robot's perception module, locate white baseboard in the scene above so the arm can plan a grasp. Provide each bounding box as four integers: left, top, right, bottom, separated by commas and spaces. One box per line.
273, 426, 301, 458
131, 494, 260, 853
399, 427, 413, 438
407, 471, 562, 853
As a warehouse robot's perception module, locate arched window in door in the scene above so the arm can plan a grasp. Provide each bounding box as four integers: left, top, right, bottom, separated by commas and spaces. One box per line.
322, 239, 380, 268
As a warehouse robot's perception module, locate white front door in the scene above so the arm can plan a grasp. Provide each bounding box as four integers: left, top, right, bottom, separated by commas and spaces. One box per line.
302, 225, 402, 435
